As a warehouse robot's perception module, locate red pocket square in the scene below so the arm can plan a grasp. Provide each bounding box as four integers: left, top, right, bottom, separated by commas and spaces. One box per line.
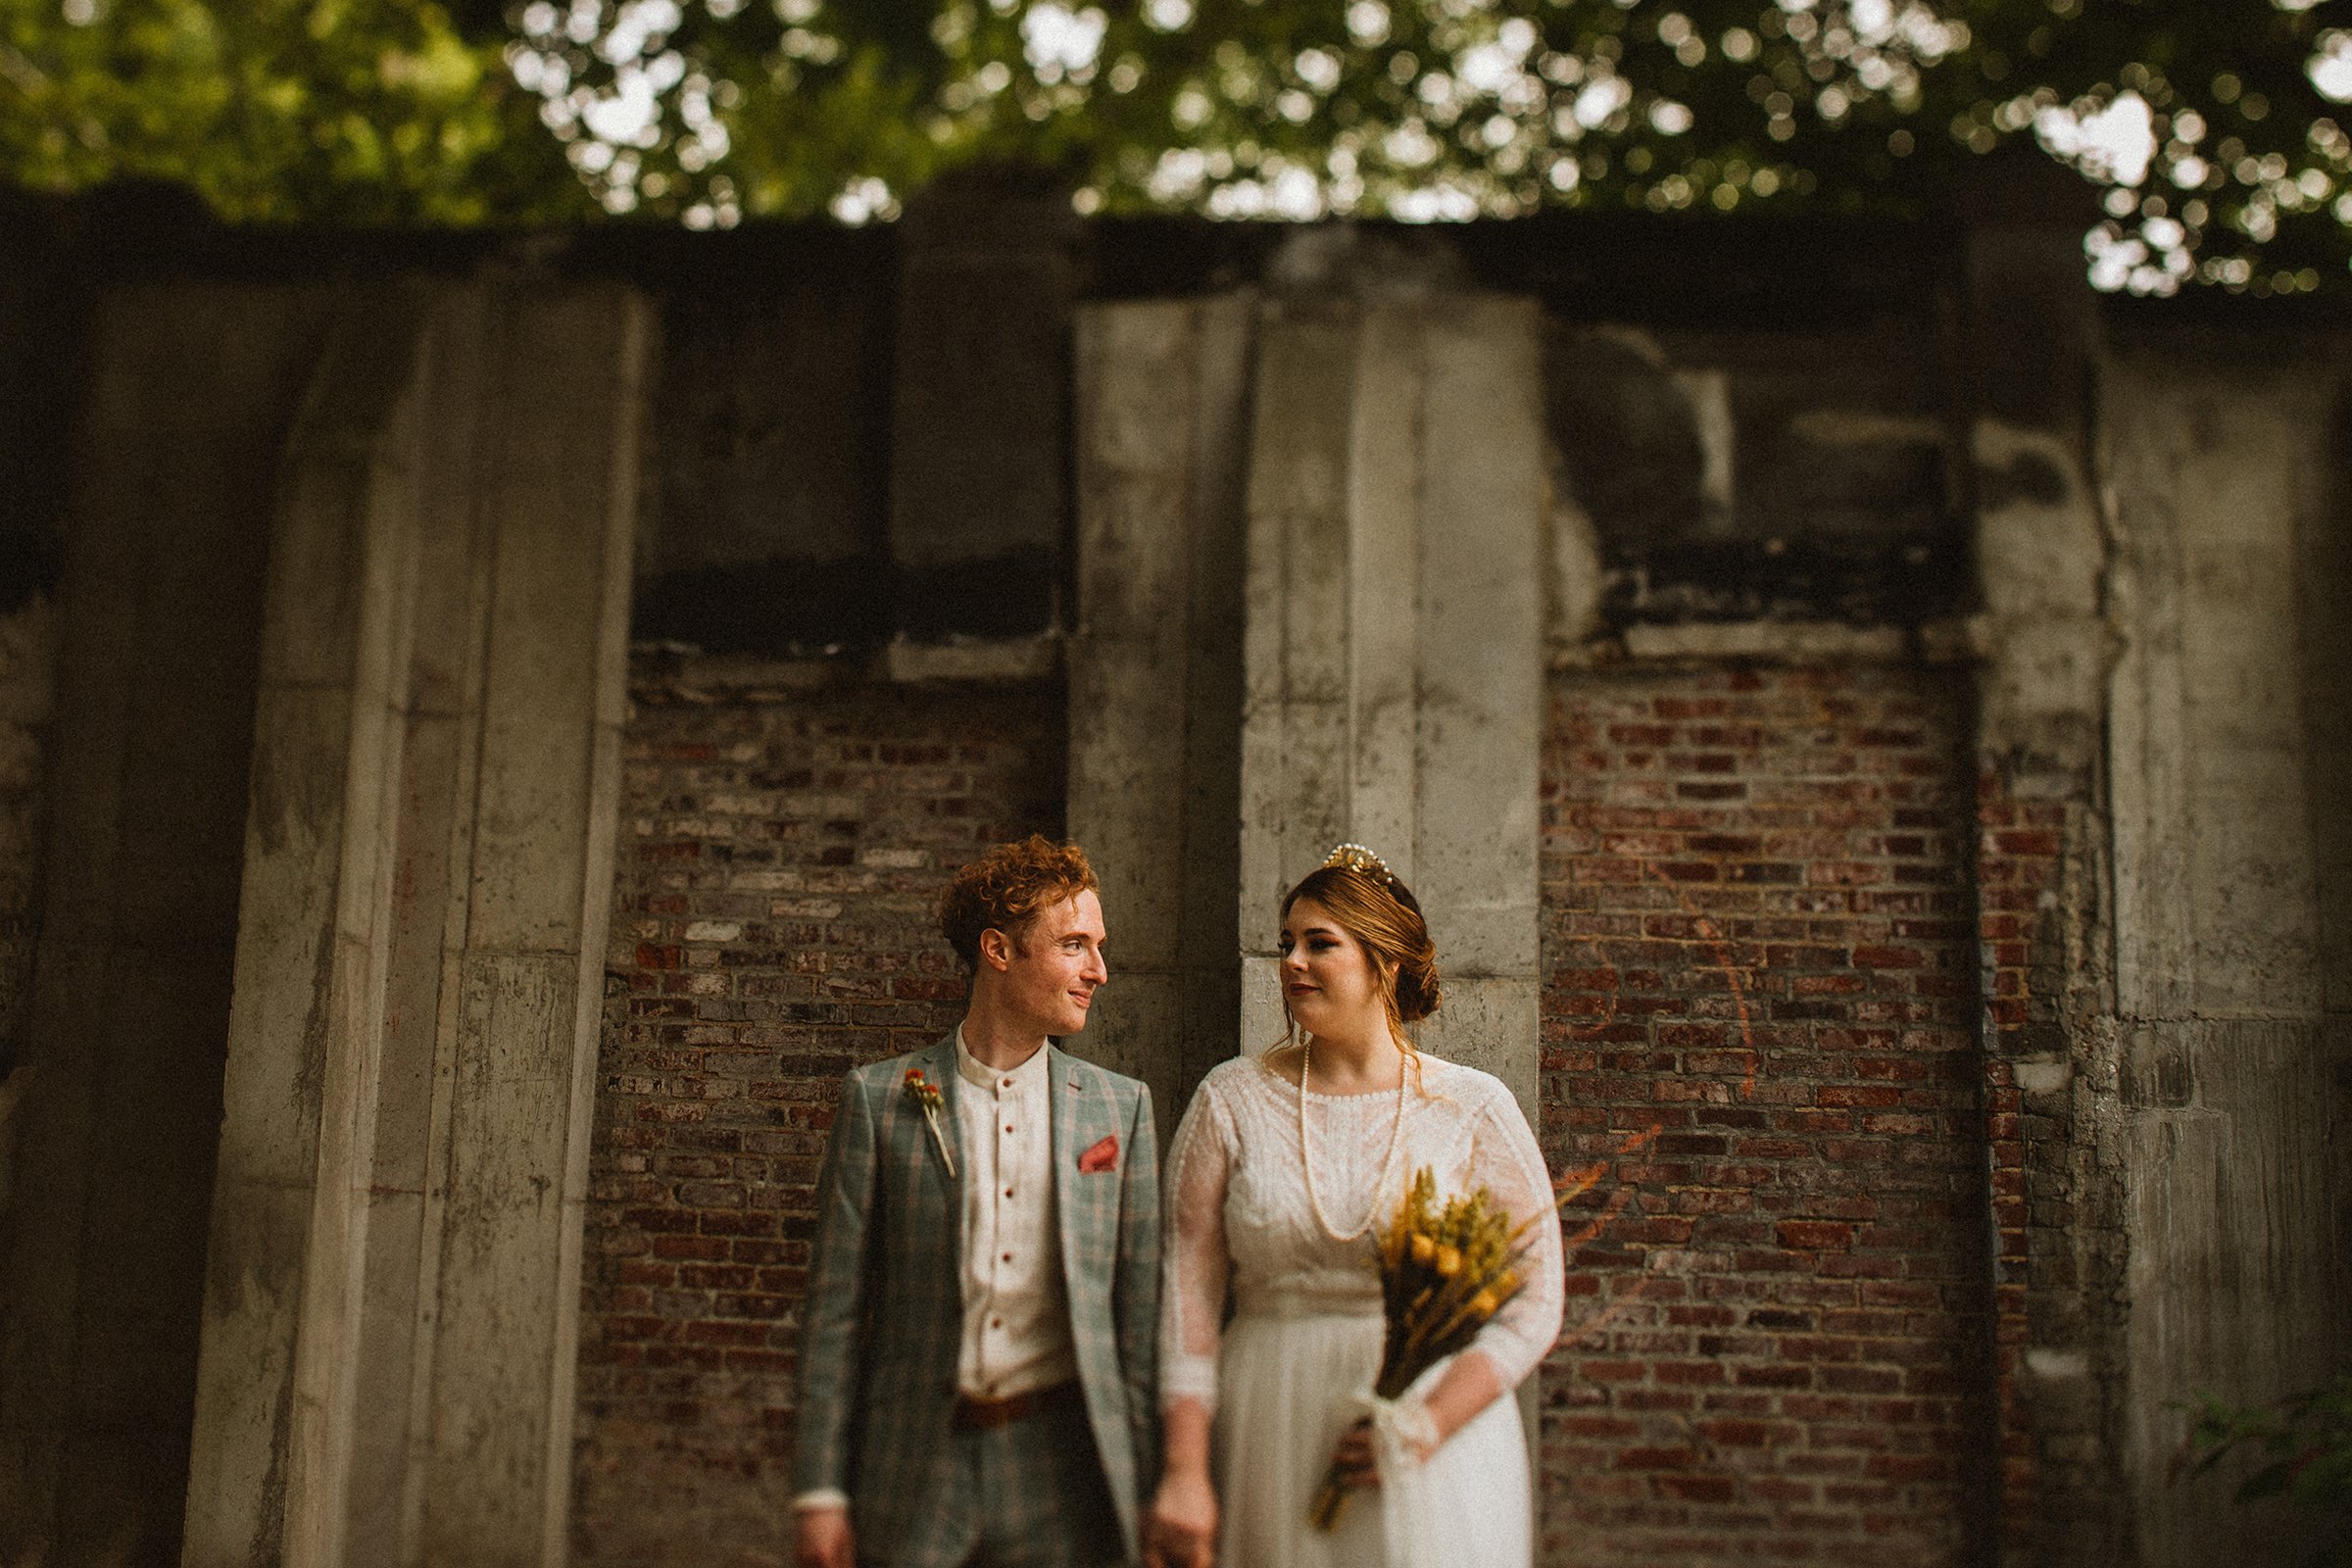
1077, 1134, 1119, 1174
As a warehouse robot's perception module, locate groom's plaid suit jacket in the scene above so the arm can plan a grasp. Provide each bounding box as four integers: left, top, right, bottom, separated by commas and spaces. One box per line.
792, 1034, 1161, 1565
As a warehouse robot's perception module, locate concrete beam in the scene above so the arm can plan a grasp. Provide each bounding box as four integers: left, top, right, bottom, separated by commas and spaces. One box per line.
185, 284, 435, 1568
1236, 286, 1545, 1122
1067, 295, 1252, 1127
181, 278, 645, 1568
1956, 201, 2118, 1567
1066, 280, 1544, 1130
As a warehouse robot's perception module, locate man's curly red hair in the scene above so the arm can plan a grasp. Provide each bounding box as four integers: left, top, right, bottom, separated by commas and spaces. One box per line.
938, 835, 1100, 969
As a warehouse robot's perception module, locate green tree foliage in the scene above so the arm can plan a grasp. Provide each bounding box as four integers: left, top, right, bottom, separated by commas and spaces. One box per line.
0, 0, 579, 220
5, 0, 2349, 294
501, 0, 2352, 293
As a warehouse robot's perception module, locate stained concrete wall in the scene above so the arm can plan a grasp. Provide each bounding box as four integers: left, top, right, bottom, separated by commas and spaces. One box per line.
0, 201, 2346, 1568
0, 589, 57, 1199
1236, 258, 1547, 1118
1958, 209, 2124, 1565
1066, 295, 1252, 1129
628, 228, 895, 654
889, 176, 1079, 640
0, 283, 335, 1567
182, 276, 646, 1568
2102, 331, 2352, 1568
1057, 230, 2351, 1566
1068, 258, 1549, 1129
0, 211, 73, 1104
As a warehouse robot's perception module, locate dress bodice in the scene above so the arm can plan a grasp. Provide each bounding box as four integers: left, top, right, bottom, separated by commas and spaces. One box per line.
1158, 1051, 1565, 1412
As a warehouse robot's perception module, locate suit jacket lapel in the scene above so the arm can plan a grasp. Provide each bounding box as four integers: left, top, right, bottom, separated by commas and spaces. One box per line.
1050, 1047, 1110, 1296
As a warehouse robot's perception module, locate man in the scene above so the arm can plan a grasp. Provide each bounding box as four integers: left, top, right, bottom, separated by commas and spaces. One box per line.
793, 835, 1160, 1568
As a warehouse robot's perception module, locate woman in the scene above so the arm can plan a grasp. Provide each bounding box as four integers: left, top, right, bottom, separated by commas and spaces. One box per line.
1143, 845, 1564, 1568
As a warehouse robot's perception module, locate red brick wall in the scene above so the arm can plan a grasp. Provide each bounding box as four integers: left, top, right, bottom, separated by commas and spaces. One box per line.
1538, 663, 1993, 1566
570, 662, 1064, 1568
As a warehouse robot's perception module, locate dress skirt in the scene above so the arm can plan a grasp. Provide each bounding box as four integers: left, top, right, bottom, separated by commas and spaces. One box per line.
1211, 1295, 1533, 1568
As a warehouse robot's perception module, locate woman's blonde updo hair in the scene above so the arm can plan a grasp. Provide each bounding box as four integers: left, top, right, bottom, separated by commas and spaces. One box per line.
1280, 845, 1444, 1034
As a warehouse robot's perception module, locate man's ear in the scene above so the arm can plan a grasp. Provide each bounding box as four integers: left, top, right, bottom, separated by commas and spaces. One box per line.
978, 926, 1014, 973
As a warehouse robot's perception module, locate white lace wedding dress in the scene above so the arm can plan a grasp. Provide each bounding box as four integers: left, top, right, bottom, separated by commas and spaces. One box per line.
1160, 1050, 1564, 1568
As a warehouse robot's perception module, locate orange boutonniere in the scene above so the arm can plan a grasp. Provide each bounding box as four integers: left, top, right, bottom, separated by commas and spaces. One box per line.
902, 1068, 956, 1178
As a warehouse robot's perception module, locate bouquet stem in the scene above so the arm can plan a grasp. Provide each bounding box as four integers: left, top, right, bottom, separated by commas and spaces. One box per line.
1308, 1459, 1352, 1532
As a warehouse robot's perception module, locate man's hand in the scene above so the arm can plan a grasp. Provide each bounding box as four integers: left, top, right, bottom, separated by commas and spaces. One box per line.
795, 1504, 855, 1568
1142, 1467, 1217, 1568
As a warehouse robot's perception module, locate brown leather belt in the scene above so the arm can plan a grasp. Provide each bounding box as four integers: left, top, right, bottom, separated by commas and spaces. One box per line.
951, 1380, 1077, 1431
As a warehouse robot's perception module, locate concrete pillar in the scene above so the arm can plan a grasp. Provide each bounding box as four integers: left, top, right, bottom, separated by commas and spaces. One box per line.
1066, 296, 1253, 1128
2101, 340, 2352, 1568
181, 278, 646, 1568
0, 283, 334, 1568
1237, 274, 1546, 1120
1953, 181, 2123, 1566
1062, 261, 1544, 1128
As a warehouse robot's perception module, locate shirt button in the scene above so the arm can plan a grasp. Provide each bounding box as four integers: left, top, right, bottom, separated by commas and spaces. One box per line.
1004, 1124, 1014, 1135
991, 1317, 1003, 1329
1002, 1251, 1012, 1263
1002, 1079, 1013, 1089
1004, 1187, 1015, 1199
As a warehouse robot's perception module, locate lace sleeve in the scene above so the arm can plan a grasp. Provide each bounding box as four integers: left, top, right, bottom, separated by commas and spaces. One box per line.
1157, 1069, 1236, 1413
1457, 1079, 1565, 1393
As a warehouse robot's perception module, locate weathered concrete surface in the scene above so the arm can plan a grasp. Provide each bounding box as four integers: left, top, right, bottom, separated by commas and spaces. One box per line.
0, 283, 332, 1568
182, 278, 645, 1568
1238, 300, 1353, 995
1542, 316, 1963, 631
343, 287, 496, 1568
439, 284, 641, 1568
0, 201, 72, 1097
1237, 279, 1545, 1122
187, 287, 434, 1568
1067, 296, 1252, 1130
0, 587, 58, 1098
1952, 203, 2126, 1568
1068, 270, 1545, 1126
632, 231, 894, 654
888, 174, 1078, 640
2102, 342, 2352, 1568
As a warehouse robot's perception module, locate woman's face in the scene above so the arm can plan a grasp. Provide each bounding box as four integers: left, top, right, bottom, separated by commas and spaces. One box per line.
1278, 896, 1390, 1042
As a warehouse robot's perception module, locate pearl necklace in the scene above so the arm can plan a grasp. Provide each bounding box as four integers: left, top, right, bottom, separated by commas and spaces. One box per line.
1298, 1034, 1410, 1243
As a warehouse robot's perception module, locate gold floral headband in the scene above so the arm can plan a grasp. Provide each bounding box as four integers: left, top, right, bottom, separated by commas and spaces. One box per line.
1321, 842, 1396, 885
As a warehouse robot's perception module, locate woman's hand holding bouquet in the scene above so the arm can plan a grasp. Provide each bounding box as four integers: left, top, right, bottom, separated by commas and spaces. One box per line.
1309, 1168, 1539, 1529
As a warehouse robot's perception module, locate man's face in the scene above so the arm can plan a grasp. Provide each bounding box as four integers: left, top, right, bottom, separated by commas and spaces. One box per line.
988, 889, 1108, 1037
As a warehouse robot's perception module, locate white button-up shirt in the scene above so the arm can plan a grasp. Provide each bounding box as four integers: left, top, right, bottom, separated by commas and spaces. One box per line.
953, 1028, 1076, 1399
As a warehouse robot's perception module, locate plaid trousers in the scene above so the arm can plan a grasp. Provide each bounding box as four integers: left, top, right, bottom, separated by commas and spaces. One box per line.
880, 1387, 1125, 1568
